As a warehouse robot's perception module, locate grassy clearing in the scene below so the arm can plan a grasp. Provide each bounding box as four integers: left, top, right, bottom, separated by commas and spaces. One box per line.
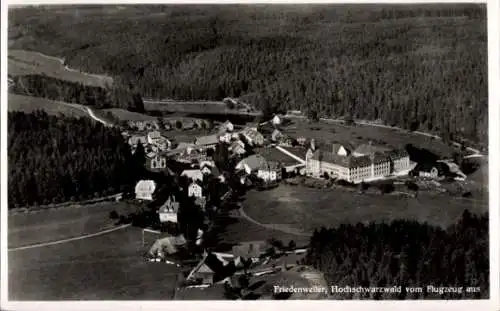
8, 93, 89, 118
283, 119, 460, 158
8, 49, 113, 88
8, 226, 180, 300
217, 215, 311, 247
8, 201, 140, 248
243, 184, 488, 233
102, 108, 158, 121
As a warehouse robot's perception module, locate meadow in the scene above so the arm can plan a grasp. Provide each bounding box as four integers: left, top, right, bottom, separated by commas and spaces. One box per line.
8, 49, 113, 88
242, 184, 488, 235
8, 93, 89, 118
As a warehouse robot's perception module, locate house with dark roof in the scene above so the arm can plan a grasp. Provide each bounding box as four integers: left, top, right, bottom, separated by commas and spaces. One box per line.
186, 252, 231, 285
158, 196, 179, 223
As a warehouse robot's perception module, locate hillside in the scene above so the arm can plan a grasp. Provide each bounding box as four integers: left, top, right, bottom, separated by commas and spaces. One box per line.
8, 93, 89, 118
8, 4, 487, 145
8, 49, 113, 88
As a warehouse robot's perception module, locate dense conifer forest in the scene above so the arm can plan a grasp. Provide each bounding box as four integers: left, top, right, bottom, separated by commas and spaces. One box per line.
9, 4, 488, 146
303, 210, 489, 299
7, 111, 141, 207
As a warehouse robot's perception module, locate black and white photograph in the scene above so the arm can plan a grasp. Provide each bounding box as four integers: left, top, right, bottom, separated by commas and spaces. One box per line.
1, 0, 498, 308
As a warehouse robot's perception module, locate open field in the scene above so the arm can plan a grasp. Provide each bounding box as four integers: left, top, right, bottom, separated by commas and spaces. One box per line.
9, 201, 140, 248
8, 49, 113, 88
242, 184, 488, 234
8, 226, 180, 300
282, 119, 462, 158
102, 108, 158, 121
8, 93, 89, 118
216, 215, 311, 247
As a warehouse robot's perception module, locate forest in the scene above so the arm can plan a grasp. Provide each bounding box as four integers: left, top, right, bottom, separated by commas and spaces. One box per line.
303, 210, 489, 299
9, 4, 488, 146
7, 110, 143, 208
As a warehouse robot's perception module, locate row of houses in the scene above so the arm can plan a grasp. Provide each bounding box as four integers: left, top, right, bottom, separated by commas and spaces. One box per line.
127, 119, 212, 132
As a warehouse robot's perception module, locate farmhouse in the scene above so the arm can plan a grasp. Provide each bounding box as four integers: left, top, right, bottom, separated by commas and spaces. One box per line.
186, 252, 230, 285
158, 196, 180, 223
135, 180, 157, 201
146, 154, 167, 171
305, 142, 410, 183
240, 127, 264, 146
236, 154, 269, 175
188, 182, 203, 198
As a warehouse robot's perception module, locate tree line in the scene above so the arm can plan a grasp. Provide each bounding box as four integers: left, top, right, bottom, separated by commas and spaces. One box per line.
303, 209, 488, 299
7, 110, 142, 208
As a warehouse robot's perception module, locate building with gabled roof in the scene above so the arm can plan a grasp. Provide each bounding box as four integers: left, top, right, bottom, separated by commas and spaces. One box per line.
186, 252, 231, 285
135, 180, 157, 201
236, 154, 269, 174
158, 196, 180, 223
146, 154, 168, 172
240, 127, 264, 146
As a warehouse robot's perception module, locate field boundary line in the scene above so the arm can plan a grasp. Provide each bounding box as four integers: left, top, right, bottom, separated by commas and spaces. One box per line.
8, 224, 131, 252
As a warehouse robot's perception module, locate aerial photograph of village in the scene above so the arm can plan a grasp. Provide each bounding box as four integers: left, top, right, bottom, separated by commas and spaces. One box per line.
5, 3, 489, 301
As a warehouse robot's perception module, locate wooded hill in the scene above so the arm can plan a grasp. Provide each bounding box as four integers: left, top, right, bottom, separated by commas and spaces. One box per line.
9, 4, 487, 145
7, 111, 142, 207
303, 210, 489, 299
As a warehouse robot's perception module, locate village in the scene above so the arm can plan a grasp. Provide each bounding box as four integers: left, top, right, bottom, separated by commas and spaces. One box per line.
115, 108, 471, 295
